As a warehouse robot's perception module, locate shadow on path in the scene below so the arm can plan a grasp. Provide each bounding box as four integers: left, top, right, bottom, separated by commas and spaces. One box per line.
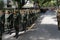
17, 24, 60, 40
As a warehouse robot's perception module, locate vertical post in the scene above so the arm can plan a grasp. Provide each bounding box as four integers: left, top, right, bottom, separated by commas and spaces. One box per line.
57, 0, 59, 8
56, 0, 59, 13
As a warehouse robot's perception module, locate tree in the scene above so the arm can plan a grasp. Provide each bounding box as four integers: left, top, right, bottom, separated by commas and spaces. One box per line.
0, 1, 4, 9
14, 0, 21, 8
33, 0, 57, 7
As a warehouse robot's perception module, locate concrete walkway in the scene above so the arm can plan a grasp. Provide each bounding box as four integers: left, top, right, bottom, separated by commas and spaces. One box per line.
3, 10, 60, 40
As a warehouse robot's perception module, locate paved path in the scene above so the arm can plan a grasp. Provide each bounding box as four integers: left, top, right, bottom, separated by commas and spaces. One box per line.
3, 10, 60, 40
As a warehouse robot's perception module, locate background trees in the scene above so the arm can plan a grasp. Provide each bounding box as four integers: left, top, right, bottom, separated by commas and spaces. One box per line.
0, 0, 4, 9
11, 0, 59, 8
33, 0, 57, 7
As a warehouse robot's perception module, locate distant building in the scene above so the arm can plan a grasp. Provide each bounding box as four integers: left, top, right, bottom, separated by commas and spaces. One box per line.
3, 0, 28, 8
22, 0, 34, 8
20, 0, 33, 7
3, 0, 17, 9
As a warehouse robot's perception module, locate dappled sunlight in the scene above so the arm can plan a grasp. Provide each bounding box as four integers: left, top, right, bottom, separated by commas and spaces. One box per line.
36, 17, 57, 26
41, 14, 57, 25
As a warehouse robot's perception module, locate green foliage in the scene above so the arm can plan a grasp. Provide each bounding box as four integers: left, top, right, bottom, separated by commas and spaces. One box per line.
32, 0, 51, 7
33, 0, 57, 7
13, 0, 57, 7
0, 1, 4, 9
